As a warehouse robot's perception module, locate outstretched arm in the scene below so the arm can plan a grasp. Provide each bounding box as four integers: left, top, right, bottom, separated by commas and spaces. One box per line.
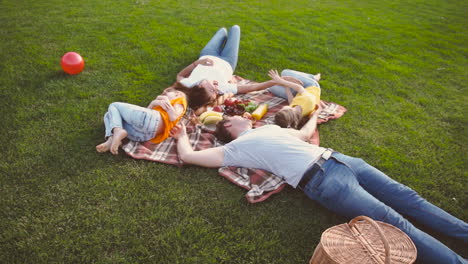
285, 87, 294, 104
236, 80, 278, 94
268, 69, 306, 95
170, 123, 224, 167
286, 104, 321, 142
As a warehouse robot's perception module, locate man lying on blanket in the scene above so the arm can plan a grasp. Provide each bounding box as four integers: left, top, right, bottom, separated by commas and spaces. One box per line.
169, 103, 468, 264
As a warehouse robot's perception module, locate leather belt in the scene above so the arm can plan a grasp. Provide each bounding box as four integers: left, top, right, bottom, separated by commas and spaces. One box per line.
298, 149, 334, 190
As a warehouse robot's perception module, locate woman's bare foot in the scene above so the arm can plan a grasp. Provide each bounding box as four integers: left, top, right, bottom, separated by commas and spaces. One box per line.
96, 137, 113, 153
110, 128, 128, 155
314, 73, 321, 82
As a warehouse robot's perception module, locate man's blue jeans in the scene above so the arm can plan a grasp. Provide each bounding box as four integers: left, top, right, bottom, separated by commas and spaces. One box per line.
104, 102, 160, 142
268, 69, 320, 99
302, 152, 467, 264
199, 25, 240, 71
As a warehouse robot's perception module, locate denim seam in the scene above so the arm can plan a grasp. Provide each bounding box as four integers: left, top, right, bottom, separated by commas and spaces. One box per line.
330, 156, 359, 178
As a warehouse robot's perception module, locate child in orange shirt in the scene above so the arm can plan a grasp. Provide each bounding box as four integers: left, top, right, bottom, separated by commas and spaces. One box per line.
96, 88, 188, 155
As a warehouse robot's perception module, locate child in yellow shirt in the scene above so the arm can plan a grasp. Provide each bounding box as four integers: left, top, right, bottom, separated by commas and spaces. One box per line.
268, 69, 321, 129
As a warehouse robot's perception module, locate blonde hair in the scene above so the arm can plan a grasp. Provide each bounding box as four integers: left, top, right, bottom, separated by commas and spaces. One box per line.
274, 108, 302, 129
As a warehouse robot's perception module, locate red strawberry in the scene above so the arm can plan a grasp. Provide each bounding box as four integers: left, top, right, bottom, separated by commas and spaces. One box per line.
213, 105, 223, 112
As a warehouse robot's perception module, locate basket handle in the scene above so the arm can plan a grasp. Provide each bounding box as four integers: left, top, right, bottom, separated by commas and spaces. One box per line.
349, 216, 391, 264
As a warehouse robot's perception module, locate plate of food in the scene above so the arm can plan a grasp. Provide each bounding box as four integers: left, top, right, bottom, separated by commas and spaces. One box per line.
199, 97, 260, 133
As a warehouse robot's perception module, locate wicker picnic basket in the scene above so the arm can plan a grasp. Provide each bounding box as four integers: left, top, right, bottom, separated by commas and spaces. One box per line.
309, 216, 417, 264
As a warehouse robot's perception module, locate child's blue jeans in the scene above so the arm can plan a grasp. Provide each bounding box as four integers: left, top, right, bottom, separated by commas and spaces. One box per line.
104, 102, 161, 142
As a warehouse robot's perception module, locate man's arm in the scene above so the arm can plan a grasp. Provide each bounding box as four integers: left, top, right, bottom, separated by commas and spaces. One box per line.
170, 123, 224, 167
237, 80, 277, 94
285, 105, 321, 142
285, 87, 294, 104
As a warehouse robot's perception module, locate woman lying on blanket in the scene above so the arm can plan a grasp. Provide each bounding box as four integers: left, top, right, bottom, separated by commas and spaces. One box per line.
96, 88, 196, 155
268, 69, 322, 129
175, 25, 278, 115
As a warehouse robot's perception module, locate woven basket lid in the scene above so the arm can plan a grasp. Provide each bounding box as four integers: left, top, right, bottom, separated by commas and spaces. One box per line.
319, 216, 417, 264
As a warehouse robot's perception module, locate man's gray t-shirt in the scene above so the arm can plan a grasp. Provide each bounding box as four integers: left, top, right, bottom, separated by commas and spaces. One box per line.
222, 125, 326, 188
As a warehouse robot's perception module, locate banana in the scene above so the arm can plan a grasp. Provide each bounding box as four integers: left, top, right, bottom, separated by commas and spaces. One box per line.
199, 111, 223, 123
203, 115, 223, 125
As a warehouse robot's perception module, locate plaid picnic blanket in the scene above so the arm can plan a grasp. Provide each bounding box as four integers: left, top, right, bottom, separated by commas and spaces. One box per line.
122, 77, 347, 203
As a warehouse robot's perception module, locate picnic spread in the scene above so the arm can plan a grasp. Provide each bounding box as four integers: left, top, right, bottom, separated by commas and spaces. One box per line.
122, 76, 347, 203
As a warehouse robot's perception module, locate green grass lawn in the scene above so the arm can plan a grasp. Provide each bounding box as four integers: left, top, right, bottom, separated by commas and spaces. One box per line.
1, 0, 466, 263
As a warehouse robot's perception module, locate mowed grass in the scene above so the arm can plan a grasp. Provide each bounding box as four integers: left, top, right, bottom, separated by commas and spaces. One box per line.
1, 0, 467, 263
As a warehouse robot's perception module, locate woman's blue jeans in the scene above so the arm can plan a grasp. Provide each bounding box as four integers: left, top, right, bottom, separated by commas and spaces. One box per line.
103, 102, 160, 142
199, 25, 240, 71
269, 69, 320, 99
303, 152, 467, 264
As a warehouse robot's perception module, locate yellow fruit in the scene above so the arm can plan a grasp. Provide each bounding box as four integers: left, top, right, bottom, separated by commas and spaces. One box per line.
251, 103, 268, 120
203, 115, 223, 125
199, 111, 223, 123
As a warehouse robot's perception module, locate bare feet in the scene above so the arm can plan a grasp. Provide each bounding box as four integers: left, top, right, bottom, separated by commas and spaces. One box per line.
110, 128, 128, 155
96, 136, 113, 153
314, 73, 321, 82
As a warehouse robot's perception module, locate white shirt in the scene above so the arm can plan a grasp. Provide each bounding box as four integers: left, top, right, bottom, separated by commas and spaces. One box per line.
222, 125, 327, 188
179, 55, 238, 94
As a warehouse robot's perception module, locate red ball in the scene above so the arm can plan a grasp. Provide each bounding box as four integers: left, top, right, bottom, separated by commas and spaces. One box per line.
61, 52, 85, 75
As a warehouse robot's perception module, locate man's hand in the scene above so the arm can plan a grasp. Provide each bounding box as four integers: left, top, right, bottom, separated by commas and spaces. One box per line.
171, 122, 224, 168
311, 103, 323, 117
286, 103, 322, 142
170, 123, 187, 140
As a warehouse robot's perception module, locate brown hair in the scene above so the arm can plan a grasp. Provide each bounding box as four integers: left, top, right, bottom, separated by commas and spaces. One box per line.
274, 108, 302, 129
173, 82, 215, 110
215, 119, 234, 143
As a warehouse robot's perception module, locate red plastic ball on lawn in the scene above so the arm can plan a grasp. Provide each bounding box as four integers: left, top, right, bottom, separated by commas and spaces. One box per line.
61, 52, 85, 75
